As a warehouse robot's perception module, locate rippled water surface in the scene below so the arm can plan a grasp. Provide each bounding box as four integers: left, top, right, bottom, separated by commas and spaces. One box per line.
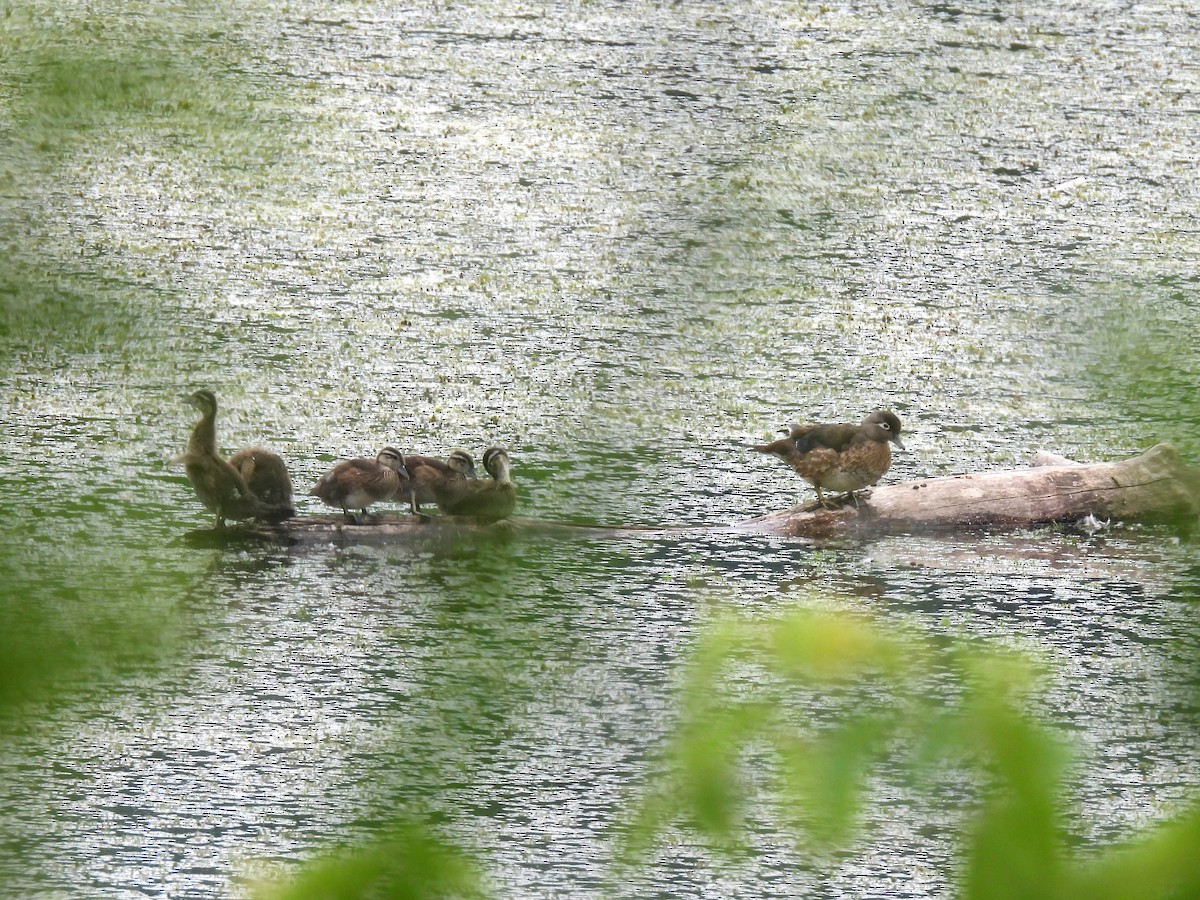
2, 1, 1199, 897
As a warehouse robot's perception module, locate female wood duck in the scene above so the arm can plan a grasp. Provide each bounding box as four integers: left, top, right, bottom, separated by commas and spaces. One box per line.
174, 389, 265, 528
398, 449, 478, 515
425, 446, 516, 521
310, 447, 410, 523
228, 447, 296, 522
752, 409, 904, 509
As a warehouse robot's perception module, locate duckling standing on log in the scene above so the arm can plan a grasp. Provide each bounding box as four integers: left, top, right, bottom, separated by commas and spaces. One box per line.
398, 450, 478, 515
310, 447, 411, 524
426, 446, 516, 521
174, 389, 266, 528
752, 410, 904, 509
228, 447, 296, 522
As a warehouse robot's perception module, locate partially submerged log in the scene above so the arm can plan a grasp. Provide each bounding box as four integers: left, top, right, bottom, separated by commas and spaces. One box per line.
180, 444, 1200, 548
744, 443, 1200, 539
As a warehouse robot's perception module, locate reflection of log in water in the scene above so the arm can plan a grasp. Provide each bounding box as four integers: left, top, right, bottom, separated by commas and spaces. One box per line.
182, 513, 671, 549
182, 444, 1200, 548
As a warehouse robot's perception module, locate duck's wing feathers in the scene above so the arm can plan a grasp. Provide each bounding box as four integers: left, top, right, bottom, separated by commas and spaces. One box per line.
311, 457, 375, 495
794, 423, 859, 454
405, 455, 454, 476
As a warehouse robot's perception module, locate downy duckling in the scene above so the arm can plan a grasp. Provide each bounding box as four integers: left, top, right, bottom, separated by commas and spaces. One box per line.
752, 410, 904, 509
174, 389, 264, 528
426, 446, 516, 521
309, 446, 410, 524
397, 449, 478, 515
228, 447, 296, 522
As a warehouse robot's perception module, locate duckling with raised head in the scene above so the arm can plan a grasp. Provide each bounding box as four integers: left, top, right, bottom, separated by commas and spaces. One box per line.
228, 447, 296, 522
752, 409, 904, 509
426, 446, 516, 521
174, 389, 264, 528
310, 447, 410, 524
398, 449, 477, 515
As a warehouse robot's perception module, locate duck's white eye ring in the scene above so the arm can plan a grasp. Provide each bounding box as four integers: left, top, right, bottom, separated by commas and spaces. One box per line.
880, 421, 891, 431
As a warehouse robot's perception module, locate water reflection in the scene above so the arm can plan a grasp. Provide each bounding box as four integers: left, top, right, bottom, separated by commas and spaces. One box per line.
3, 0, 1200, 896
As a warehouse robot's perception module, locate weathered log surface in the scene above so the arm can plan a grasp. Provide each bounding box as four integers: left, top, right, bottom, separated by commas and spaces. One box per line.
743, 443, 1200, 539
180, 444, 1200, 548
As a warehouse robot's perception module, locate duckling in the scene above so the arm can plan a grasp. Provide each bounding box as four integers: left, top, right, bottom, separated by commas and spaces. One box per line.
174, 389, 264, 528
426, 446, 516, 521
309, 446, 410, 524
397, 449, 478, 515
752, 410, 904, 509
228, 447, 296, 522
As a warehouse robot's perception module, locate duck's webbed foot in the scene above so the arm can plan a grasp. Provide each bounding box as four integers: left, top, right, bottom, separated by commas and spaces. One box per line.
846, 488, 874, 508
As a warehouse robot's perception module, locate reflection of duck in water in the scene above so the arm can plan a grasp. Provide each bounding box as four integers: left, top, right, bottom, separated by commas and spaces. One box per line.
752, 410, 904, 508
310, 447, 410, 524
174, 389, 265, 529
398, 450, 478, 515
228, 447, 296, 522
425, 447, 516, 521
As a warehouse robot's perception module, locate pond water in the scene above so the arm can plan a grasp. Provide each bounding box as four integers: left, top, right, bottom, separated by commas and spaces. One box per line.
2, 1, 1199, 897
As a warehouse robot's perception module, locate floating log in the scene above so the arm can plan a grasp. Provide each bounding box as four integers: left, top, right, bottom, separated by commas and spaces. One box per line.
180, 444, 1200, 548
743, 443, 1200, 539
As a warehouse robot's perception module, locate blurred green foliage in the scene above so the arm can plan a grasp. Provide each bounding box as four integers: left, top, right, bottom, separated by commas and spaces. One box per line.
1073, 281, 1200, 462
254, 817, 487, 900
1, 4, 286, 157
0, 4, 297, 346
626, 607, 1200, 900
0, 8, 258, 710
0, 503, 188, 715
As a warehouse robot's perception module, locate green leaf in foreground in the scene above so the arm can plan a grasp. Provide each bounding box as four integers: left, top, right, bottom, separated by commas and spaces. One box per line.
625, 606, 1200, 900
